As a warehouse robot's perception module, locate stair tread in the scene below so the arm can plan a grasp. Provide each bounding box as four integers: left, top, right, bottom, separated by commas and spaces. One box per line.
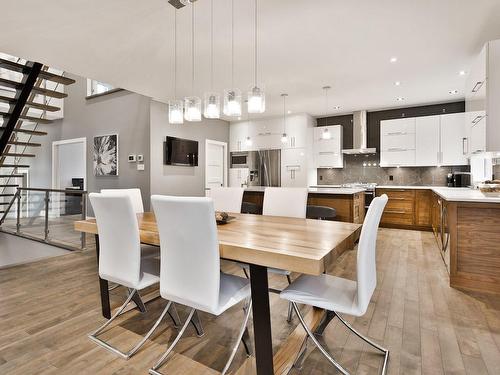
3, 153, 36, 157
0, 174, 23, 177
0, 194, 15, 196
0, 184, 19, 187
0, 95, 61, 112
0, 77, 22, 90
0, 127, 47, 136
0, 111, 53, 124
32, 86, 67, 99
7, 141, 41, 147
0, 95, 16, 104
0, 58, 75, 85
0, 164, 30, 168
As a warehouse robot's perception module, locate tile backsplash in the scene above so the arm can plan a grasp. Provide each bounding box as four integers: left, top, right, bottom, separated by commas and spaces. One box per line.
317, 154, 469, 186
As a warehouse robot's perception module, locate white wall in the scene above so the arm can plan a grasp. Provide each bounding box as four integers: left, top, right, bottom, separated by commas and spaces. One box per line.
150, 100, 230, 196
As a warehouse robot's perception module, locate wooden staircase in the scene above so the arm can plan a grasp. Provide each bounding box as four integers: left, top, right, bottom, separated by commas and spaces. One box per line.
0, 55, 75, 216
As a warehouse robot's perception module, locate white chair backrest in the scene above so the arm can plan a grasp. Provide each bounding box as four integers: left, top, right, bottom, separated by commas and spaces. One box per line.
89, 193, 142, 287
101, 188, 144, 213
262, 187, 308, 218
151, 195, 221, 314
356, 194, 388, 314
209, 187, 244, 213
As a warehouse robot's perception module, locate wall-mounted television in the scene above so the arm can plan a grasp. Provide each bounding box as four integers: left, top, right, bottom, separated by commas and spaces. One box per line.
164, 136, 199, 166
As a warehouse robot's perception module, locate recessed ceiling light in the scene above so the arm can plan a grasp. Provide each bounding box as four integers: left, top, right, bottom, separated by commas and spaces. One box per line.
394, 81, 401, 86
449, 90, 459, 95
333, 106, 341, 110
396, 97, 405, 101
390, 57, 398, 63
287, 110, 292, 114
459, 70, 467, 76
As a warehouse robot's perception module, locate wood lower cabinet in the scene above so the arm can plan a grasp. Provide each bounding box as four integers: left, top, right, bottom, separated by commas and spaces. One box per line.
376, 188, 433, 230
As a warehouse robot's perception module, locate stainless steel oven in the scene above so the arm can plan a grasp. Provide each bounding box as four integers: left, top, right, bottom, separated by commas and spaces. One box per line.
230, 152, 249, 168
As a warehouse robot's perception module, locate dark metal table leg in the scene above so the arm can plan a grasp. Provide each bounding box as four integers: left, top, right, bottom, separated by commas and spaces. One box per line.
249, 264, 274, 375
95, 234, 111, 319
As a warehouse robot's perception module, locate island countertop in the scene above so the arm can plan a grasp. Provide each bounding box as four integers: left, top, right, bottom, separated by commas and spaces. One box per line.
244, 186, 366, 195
376, 185, 500, 203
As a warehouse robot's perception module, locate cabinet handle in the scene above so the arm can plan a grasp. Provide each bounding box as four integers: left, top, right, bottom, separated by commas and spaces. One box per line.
318, 151, 338, 155
319, 166, 333, 168
472, 81, 484, 93
462, 137, 468, 155
385, 210, 407, 214
389, 197, 408, 200
387, 131, 407, 135
471, 115, 485, 125
388, 148, 407, 151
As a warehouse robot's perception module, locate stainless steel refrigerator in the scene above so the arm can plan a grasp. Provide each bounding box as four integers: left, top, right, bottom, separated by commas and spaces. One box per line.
247, 149, 281, 187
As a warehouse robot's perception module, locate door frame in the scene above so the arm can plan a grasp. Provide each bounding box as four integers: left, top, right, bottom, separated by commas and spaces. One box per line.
52, 137, 87, 190
205, 139, 228, 189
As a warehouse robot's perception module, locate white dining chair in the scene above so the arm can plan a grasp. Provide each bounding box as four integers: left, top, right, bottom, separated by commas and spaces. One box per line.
262, 187, 308, 218
101, 188, 158, 260
150, 195, 252, 375
87, 193, 180, 360
280, 194, 389, 374
209, 186, 244, 213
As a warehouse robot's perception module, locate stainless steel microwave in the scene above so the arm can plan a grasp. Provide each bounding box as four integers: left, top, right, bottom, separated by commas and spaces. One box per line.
230, 152, 249, 168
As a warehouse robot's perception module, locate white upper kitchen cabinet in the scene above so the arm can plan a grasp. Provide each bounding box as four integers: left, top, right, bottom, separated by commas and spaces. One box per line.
415, 116, 440, 166
469, 111, 487, 154
282, 115, 311, 149
312, 125, 343, 168
281, 148, 308, 187
440, 113, 467, 166
229, 168, 249, 187
380, 118, 416, 167
230, 121, 251, 152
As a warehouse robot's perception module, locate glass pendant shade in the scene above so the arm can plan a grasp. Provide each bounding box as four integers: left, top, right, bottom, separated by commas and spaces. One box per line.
247, 85, 265, 113
281, 133, 288, 144
168, 100, 184, 124
204, 92, 220, 118
223, 89, 242, 116
322, 128, 331, 140
184, 96, 202, 122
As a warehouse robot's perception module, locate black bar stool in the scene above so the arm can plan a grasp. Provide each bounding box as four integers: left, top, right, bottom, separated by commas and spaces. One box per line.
306, 205, 336, 220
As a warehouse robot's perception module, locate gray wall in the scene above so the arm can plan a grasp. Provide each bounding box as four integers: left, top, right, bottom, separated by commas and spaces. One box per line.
150, 100, 229, 196
29, 74, 151, 210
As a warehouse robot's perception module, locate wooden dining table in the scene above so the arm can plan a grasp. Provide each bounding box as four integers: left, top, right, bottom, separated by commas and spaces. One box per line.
75, 212, 361, 375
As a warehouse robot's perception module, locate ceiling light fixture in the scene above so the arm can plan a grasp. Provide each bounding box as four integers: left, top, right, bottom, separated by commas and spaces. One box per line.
449, 89, 459, 95
396, 97, 405, 101
204, 0, 220, 119
321, 86, 331, 140
333, 105, 341, 110
281, 93, 288, 144
223, 0, 242, 117
459, 70, 466, 76
394, 81, 401, 86
390, 57, 398, 63
168, 10, 184, 124
184, 2, 201, 121
247, 0, 265, 113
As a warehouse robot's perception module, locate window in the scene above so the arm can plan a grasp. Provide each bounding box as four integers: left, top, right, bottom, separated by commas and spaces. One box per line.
86, 79, 115, 97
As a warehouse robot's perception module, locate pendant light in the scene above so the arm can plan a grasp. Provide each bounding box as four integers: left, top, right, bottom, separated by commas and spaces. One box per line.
247, 0, 265, 113
321, 86, 331, 139
168, 10, 183, 124
223, 0, 242, 117
204, 0, 220, 118
281, 93, 288, 144
185, 1, 201, 121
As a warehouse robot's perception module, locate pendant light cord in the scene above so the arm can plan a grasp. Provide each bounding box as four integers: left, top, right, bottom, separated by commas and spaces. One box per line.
254, 0, 257, 86
210, 0, 214, 90
191, 2, 195, 93
231, 0, 234, 88
174, 10, 177, 99
283, 94, 286, 133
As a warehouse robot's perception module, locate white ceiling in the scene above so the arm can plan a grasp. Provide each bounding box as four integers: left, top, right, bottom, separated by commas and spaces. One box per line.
1, 0, 500, 119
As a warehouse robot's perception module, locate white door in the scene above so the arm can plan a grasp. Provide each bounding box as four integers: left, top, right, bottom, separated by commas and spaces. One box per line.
415, 115, 440, 166
205, 140, 227, 190
440, 113, 467, 166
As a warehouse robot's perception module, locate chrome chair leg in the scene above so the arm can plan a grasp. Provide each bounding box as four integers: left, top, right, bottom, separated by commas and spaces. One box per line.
291, 302, 350, 375
221, 299, 253, 375
286, 274, 293, 323
190, 310, 205, 337
149, 308, 197, 375
242, 267, 249, 279
314, 310, 336, 336
88, 290, 170, 359
167, 303, 181, 328
334, 312, 389, 375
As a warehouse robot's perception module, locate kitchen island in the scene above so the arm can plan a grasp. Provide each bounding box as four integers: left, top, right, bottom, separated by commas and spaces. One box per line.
376, 185, 500, 294
242, 187, 366, 224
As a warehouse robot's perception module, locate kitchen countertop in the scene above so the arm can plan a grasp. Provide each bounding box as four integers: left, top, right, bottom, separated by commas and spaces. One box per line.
376, 185, 500, 203
243, 186, 365, 195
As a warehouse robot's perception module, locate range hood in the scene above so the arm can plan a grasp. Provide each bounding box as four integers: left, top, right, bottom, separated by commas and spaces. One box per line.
342, 110, 376, 154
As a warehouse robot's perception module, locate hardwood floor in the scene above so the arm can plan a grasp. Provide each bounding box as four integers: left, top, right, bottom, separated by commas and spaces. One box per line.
0, 228, 499, 374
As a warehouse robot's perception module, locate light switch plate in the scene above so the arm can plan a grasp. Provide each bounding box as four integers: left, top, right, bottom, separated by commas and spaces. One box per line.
137, 154, 144, 162
128, 154, 137, 163
137, 164, 145, 171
